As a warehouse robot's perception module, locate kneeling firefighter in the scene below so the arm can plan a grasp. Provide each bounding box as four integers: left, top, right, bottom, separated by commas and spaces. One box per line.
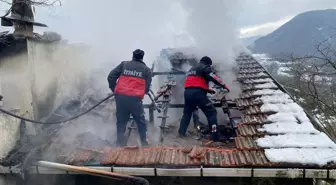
107, 49, 152, 147
178, 56, 230, 141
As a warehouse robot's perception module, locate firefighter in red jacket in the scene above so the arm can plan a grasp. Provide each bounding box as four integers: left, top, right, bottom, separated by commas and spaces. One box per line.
178, 56, 230, 141
107, 49, 152, 147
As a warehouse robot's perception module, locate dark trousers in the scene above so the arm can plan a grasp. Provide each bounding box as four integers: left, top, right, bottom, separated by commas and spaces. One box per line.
178, 88, 218, 140
115, 94, 147, 146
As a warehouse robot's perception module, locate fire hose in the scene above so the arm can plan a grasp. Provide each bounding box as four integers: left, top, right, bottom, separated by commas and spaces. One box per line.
0, 91, 160, 124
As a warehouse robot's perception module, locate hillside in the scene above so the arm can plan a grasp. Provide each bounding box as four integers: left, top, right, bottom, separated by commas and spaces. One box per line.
241, 35, 263, 46
249, 9, 336, 57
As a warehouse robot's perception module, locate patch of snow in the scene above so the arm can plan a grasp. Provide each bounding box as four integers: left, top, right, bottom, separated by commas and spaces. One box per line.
266, 112, 310, 124
266, 112, 297, 122
252, 53, 272, 61
255, 82, 278, 89
264, 148, 336, 166
249, 78, 274, 83
298, 97, 306, 103
278, 70, 293, 77
253, 89, 285, 96
258, 121, 319, 134
317, 27, 323, 31
295, 112, 311, 123
260, 103, 303, 113
255, 94, 292, 104
257, 133, 336, 148
284, 86, 300, 92
256, 72, 268, 77
278, 66, 290, 72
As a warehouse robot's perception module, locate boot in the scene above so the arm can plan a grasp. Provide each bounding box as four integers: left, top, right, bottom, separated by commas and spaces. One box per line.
141, 140, 149, 147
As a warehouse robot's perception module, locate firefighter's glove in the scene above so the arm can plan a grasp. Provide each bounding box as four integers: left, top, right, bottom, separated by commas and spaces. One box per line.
223, 84, 230, 92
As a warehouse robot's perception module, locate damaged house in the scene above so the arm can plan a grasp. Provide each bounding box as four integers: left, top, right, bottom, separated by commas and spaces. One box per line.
0, 1, 336, 185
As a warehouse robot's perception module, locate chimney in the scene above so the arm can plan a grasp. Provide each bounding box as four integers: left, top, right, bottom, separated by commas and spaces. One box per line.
1, 0, 48, 37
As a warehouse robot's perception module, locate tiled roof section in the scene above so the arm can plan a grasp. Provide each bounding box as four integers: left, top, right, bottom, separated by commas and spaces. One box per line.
235, 137, 260, 150
56, 53, 336, 168
63, 147, 272, 167
233, 53, 336, 167
239, 68, 266, 74
237, 72, 269, 80
240, 114, 268, 124
15, 52, 335, 169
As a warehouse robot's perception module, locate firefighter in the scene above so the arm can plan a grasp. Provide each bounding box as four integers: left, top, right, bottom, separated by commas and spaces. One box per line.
107, 49, 152, 147
178, 56, 230, 141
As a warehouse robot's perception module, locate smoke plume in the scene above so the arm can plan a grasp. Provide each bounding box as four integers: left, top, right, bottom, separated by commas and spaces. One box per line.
29, 0, 246, 155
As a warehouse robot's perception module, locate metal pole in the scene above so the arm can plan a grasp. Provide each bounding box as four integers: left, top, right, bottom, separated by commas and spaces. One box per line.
36, 161, 149, 185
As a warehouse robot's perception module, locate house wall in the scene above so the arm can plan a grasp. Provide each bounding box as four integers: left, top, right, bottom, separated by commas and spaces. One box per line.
0, 175, 20, 185
0, 52, 35, 160
26, 40, 93, 121
0, 40, 92, 162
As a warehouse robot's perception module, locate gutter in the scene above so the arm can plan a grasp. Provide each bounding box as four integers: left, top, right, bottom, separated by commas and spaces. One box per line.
30, 162, 336, 179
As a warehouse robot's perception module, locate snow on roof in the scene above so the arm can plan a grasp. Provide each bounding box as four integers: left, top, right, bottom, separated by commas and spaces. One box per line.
257, 121, 320, 134
252, 89, 284, 96
254, 94, 293, 104
236, 53, 336, 166
254, 82, 278, 89
247, 78, 274, 83
260, 102, 304, 113
265, 148, 336, 166
256, 133, 336, 148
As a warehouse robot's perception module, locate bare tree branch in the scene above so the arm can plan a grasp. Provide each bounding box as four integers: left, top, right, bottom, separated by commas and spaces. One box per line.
0, 0, 61, 7
272, 36, 336, 139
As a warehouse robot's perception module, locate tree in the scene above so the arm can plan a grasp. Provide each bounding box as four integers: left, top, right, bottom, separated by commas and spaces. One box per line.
277, 37, 336, 139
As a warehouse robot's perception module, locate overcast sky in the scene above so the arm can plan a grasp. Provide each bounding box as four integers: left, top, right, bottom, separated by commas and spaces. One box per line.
238, 0, 336, 37
1, 0, 336, 39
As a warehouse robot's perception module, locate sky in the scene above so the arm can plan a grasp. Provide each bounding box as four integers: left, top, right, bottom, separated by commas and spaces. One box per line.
237, 0, 336, 37
1, 0, 336, 39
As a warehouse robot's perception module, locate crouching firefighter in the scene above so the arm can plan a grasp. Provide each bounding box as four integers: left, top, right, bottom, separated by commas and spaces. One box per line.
178, 56, 230, 141
107, 49, 152, 147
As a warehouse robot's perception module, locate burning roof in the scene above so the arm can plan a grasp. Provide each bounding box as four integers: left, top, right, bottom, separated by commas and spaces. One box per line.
2, 52, 336, 172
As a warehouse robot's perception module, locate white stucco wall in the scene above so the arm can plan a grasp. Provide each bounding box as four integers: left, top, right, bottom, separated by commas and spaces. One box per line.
27, 40, 94, 120
0, 52, 35, 156
0, 112, 20, 159
0, 53, 34, 116
0, 40, 92, 162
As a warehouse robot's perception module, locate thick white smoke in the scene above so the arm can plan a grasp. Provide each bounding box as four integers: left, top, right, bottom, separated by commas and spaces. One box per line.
155, 0, 246, 125
29, 0, 245, 147
180, 0, 245, 70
